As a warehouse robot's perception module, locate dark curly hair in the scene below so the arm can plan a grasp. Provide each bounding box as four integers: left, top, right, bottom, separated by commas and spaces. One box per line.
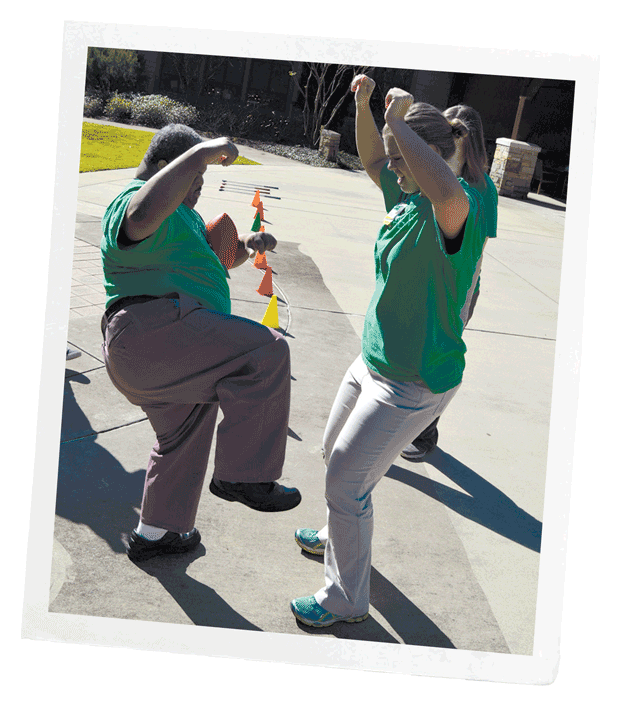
143, 124, 204, 167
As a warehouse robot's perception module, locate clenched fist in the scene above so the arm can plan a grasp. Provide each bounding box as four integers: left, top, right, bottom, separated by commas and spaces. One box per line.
384, 87, 414, 123
239, 231, 277, 257
351, 74, 376, 109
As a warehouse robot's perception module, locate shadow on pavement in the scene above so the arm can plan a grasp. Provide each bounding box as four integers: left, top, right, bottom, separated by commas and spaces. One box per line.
369, 567, 455, 647
135, 546, 263, 631
295, 553, 454, 647
386, 449, 542, 553
524, 195, 566, 212
56, 377, 145, 555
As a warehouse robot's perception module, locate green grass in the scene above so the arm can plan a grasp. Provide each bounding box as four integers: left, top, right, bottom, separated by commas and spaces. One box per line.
79, 122, 260, 172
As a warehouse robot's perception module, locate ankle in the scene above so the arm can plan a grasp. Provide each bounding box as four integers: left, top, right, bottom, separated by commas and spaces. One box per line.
136, 521, 168, 541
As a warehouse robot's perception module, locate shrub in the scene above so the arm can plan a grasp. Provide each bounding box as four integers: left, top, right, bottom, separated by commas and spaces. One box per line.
195, 103, 244, 136
195, 100, 306, 144
83, 93, 105, 118
103, 92, 134, 122
130, 94, 199, 128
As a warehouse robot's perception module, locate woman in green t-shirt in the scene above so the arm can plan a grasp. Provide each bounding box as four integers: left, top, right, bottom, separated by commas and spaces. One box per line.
289, 76, 489, 628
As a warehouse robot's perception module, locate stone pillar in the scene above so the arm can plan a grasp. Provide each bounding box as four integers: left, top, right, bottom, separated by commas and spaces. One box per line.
489, 138, 541, 199
319, 129, 341, 162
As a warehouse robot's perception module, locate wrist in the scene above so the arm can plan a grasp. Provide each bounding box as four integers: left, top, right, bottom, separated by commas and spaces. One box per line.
384, 115, 406, 130
200, 138, 228, 166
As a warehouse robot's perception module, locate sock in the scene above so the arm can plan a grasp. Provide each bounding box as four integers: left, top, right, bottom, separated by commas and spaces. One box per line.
136, 521, 168, 541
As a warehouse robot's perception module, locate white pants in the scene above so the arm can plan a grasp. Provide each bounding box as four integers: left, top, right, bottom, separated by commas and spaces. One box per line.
314, 355, 460, 617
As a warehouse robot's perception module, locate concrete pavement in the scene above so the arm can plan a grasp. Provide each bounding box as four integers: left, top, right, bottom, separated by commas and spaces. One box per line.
51, 137, 565, 655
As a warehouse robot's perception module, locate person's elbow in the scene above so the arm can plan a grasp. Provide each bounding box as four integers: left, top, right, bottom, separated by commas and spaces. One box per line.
122, 210, 154, 242
123, 201, 156, 242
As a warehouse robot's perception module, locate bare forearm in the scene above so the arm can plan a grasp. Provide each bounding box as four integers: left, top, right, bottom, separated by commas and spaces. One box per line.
385, 118, 461, 204
351, 75, 387, 187
355, 104, 386, 176
127, 146, 204, 229
125, 139, 236, 241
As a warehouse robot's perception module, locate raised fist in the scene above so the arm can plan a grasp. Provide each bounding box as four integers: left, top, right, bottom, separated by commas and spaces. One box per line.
384, 87, 414, 122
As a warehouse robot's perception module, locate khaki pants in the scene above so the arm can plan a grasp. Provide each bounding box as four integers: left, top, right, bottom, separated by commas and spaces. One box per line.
314, 355, 460, 617
101, 293, 291, 532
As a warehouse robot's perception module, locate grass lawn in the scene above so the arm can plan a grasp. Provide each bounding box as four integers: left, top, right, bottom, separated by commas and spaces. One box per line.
80, 122, 260, 172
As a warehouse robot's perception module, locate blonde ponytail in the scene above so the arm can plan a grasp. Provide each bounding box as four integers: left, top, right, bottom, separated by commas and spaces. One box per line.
443, 105, 488, 185
448, 117, 469, 140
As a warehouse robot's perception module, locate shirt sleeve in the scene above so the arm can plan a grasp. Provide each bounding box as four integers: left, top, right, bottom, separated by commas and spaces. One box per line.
379, 163, 403, 212
101, 188, 134, 250
101, 182, 169, 254
453, 182, 487, 267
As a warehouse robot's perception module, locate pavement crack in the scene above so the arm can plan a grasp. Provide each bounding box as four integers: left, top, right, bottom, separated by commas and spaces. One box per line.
289, 304, 364, 317
464, 327, 555, 341
61, 417, 149, 444
484, 252, 560, 305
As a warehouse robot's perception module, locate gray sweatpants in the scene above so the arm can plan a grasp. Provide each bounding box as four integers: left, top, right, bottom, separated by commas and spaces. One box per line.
101, 293, 291, 533
314, 355, 460, 617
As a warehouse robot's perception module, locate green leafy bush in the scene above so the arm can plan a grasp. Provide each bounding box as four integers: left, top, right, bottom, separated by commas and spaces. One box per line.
82, 90, 307, 148
103, 92, 134, 122
130, 94, 199, 128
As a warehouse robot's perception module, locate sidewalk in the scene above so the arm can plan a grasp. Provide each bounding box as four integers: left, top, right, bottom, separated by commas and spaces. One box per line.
52, 140, 565, 655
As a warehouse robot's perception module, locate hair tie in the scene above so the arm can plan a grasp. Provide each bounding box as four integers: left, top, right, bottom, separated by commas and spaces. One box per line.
449, 119, 467, 138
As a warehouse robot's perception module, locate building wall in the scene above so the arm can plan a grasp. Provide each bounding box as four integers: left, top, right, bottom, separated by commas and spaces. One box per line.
409, 70, 455, 110
137, 51, 573, 197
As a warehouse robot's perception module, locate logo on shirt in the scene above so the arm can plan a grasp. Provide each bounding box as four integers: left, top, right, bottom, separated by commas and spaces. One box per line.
384, 203, 408, 226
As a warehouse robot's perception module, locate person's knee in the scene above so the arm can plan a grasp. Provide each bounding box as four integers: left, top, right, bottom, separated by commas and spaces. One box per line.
268, 329, 290, 366
324, 482, 370, 519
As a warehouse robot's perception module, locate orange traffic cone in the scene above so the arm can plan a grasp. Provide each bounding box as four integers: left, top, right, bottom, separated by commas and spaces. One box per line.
256, 266, 273, 296
261, 294, 279, 328
255, 201, 265, 220
259, 225, 265, 232
254, 251, 268, 269
251, 190, 261, 207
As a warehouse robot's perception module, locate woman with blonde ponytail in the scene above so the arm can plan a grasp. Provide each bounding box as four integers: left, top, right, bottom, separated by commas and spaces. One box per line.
289, 76, 490, 628
444, 104, 497, 239
402, 104, 498, 462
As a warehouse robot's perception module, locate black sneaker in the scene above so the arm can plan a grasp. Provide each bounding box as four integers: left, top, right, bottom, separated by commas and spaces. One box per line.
126, 528, 201, 563
209, 478, 301, 512
400, 418, 440, 462
400, 440, 435, 462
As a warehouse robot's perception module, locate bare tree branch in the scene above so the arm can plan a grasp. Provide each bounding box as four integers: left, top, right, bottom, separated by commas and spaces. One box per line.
289, 62, 372, 147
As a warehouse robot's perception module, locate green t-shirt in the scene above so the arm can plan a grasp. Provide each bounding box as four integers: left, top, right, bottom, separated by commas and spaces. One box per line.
361, 165, 487, 393
476, 172, 498, 239
469, 172, 498, 296
101, 180, 231, 313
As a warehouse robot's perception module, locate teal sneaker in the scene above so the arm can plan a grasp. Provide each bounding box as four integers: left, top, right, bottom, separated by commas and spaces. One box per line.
290, 595, 369, 628
294, 528, 326, 555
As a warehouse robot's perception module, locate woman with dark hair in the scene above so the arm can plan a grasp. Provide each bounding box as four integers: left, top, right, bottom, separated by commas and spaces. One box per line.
289, 76, 489, 627
101, 124, 301, 565
401, 103, 498, 461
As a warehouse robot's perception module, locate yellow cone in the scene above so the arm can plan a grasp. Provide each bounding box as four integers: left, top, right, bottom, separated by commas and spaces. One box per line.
261, 294, 279, 328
